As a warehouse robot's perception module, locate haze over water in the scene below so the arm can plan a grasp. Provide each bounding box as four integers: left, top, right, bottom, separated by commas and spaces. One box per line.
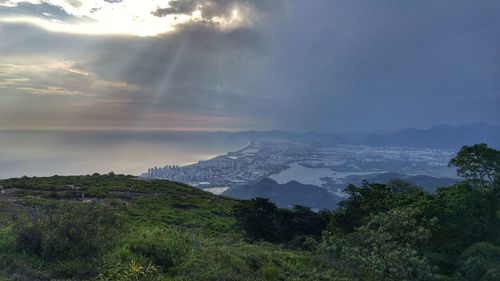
0, 130, 245, 179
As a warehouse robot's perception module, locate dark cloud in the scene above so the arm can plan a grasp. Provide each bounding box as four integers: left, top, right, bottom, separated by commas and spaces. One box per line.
152, 0, 283, 17
249, 0, 500, 131
152, 0, 197, 16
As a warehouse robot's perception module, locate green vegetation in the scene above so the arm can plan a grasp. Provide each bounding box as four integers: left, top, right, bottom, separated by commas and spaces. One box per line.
0, 144, 499, 280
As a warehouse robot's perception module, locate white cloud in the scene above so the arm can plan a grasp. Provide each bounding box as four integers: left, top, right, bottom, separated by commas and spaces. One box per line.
0, 59, 143, 97
17, 85, 81, 96
0, 0, 42, 8
0, 0, 258, 36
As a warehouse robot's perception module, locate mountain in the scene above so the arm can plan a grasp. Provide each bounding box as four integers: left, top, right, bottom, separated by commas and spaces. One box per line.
356, 122, 500, 149
223, 178, 341, 210
212, 122, 500, 149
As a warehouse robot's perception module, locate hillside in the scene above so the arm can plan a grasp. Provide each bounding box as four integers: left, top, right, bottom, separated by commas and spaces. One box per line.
223, 178, 341, 210
0, 174, 331, 281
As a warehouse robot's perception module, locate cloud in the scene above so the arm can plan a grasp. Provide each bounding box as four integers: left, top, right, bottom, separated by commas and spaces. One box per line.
0, 59, 143, 97
0, 77, 30, 87
17, 85, 81, 96
0, 0, 282, 36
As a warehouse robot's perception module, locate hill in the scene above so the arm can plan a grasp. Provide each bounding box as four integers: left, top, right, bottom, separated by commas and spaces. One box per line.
223, 178, 341, 210
0, 174, 329, 281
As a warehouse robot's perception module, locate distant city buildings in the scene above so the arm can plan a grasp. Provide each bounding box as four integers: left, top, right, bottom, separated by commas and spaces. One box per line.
146, 155, 251, 182
142, 141, 456, 189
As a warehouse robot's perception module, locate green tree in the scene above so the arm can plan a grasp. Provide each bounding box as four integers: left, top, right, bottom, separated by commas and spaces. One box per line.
321, 207, 436, 281
449, 143, 500, 187
449, 144, 500, 227
331, 181, 426, 233
454, 242, 500, 281
234, 198, 278, 242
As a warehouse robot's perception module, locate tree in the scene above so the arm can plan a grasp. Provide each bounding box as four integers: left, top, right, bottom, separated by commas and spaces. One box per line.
331, 182, 426, 233
449, 144, 500, 228
234, 198, 278, 241
234, 200, 330, 244
386, 178, 421, 194
455, 242, 500, 281
449, 143, 500, 187
321, 208, 436, 281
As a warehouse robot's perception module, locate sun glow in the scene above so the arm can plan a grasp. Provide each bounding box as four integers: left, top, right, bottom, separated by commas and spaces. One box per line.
0, 0, 249, 36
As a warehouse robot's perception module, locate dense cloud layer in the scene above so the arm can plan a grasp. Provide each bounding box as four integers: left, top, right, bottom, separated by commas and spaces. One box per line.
0, 0, 499, 131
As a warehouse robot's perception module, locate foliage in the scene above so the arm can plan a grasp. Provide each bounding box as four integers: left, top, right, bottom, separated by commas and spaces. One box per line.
454, 242, 500, 281
96, 260, 161, 281
449, 143, 500, 186
234, 198, 329, 244
13, 204, 120, 260
128, 228, 192, 271
234, 198, 279, 241
330, 181, 426, 233
321, 208, 436, 281
8, 204, 121, 279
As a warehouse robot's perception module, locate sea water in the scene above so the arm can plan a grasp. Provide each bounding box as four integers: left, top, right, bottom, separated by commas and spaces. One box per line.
0, 130, 245, 179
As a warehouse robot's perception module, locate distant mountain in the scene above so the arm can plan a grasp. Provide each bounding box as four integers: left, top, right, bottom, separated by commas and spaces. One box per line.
356, 122, 500, 149
215, 122, 500, 149
223, 178, 340, 210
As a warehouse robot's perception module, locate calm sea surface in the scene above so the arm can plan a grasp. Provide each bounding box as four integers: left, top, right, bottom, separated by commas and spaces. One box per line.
0, 130, 245, 179
269, 162, 378, 186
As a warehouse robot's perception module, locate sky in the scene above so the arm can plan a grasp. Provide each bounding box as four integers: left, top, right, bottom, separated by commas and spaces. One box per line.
0, 0, 499, 132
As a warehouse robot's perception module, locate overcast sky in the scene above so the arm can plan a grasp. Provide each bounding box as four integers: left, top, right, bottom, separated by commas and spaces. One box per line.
0, 0, 499, 132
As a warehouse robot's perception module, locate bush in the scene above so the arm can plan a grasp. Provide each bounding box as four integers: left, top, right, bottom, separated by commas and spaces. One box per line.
96, 260, 161, 281
11, 204, 121, 278
129, 229, 191, 271
260, 265, 280, 281
14, 222, 43, 256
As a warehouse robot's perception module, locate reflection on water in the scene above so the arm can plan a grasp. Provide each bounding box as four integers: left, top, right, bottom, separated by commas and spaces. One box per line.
269, 162, 376, 186
0, 130, 245, 179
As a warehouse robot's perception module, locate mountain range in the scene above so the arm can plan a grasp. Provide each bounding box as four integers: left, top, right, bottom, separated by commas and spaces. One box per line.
215, 122, 500, 149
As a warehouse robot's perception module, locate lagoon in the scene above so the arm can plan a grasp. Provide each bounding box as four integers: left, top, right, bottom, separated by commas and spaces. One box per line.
269, 162, 378, 186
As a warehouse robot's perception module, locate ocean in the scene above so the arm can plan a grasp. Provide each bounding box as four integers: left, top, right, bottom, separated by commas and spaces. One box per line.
0, 130, 245, 179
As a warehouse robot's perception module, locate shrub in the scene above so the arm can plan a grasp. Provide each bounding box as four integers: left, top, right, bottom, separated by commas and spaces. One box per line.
260, 265, 280, 281
96, 259, 160, 281
11, 204, 121, 278
129, 229, 191, 271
